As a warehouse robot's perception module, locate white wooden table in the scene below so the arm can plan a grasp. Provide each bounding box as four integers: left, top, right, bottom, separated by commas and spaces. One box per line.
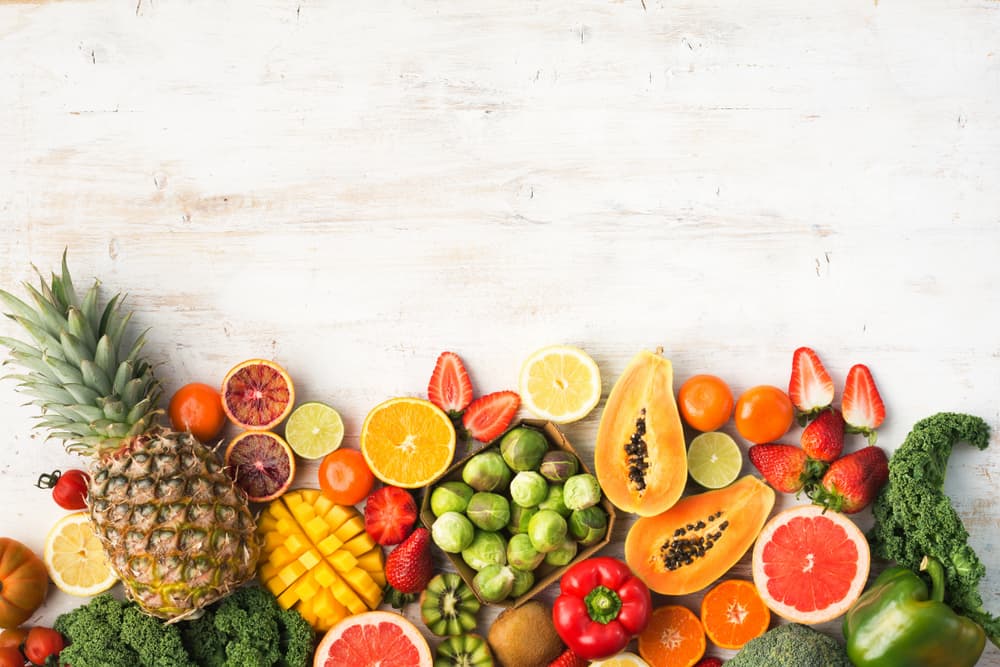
3, 1, 1000, 663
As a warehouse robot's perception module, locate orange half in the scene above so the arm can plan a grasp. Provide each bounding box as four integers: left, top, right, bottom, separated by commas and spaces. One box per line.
638, 605, 706, 667
222, 359, 295, 430
699, 579, 770, 650
360, 397, 456, 488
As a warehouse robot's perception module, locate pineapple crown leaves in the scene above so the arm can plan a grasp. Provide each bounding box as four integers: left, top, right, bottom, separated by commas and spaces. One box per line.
0, 252, 163, 456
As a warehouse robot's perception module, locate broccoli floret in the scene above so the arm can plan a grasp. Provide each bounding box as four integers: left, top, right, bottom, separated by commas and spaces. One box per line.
869, 412, 1000, 645
728, 623, 852, 667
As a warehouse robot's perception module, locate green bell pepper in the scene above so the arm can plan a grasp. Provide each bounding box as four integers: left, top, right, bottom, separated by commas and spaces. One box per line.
843, 555, 985, 667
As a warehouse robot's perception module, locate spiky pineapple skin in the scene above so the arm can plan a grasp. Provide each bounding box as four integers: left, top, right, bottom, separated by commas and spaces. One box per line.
89, 429, 260, 619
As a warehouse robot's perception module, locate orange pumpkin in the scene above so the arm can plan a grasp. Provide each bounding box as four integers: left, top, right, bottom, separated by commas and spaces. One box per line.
0, 538, 48, 629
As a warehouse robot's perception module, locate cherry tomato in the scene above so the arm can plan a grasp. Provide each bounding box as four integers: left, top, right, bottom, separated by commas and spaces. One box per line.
169, 382, 227, 443
678, 374, 734, 432
23, 627, 64, 666
52, 469, 90, 510
0, 646, 24, 667
0, 627, 26, 649
734, 385, 795, 444
319, 449, 375, 505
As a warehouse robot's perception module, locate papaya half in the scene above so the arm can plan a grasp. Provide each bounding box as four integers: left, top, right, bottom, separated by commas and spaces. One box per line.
624, 475, 775, 595
594, 349, 687, 516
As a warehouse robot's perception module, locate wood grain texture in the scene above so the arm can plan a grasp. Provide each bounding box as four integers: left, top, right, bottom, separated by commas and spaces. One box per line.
2, 0, 1000, 662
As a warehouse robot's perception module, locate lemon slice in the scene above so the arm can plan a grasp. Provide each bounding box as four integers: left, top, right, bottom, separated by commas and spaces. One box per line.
519, 345, 602, 424
44, 512, 118, 596
591, 652, 650, 667
687, 431, 743, 489
284, 402, 345, 459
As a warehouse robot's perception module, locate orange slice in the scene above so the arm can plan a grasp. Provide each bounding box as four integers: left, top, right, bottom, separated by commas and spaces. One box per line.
360, 397, 456, 488
222, 359, 295, 430
638, 605, 706, 667
699, 579, 770, 650
225, 431, 296, 502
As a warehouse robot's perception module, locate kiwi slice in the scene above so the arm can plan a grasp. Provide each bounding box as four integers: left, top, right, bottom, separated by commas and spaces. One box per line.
434, 634, 494, 667
420, 573, 481, 637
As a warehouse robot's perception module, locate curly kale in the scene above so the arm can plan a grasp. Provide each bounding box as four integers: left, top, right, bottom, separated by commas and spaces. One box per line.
727, 623, 851, 667
869, 412, 1000, 645
54, 586, 314, 667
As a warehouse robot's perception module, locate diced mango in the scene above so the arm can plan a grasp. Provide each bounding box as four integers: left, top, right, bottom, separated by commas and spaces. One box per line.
304, 515, 331, 544
298, 489, 321, 504
269, 499, 295, 521
369, 568, 386, 588
330, 578, 368, 615
334, 516, 365, 542
312, 561, 337, 589
313, 495, 334, 516
258, 561, 279, 583
268, 545, 296, 569
355, 547, 384, 572
293, 574, 320, 600
293, 600, 317, 624
342, 532, 376, 556
277, 585, 301, 610
257, 515, 279, 534
311, 588, 335, 618
342, 567, 382, 609
297, 548, 322, 571
276, 517, 299, 537
276, 560, 307, 589
316, 534, 344, 556
263, 530, 285, 552
264, 573, 290, 598
328, 549, 358, 573
283, 532, 310, 556
323, 505, 355, 532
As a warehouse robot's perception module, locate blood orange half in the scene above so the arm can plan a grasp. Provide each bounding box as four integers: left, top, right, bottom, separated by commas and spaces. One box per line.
224, 431, 295, 502
751, 504, 869, 624
222, 359, 295, 430
314, 611, 432, 667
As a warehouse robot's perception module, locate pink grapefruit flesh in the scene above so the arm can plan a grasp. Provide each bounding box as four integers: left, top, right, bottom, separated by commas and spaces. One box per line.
751, 504, 869, 624
314, 611, 432, 667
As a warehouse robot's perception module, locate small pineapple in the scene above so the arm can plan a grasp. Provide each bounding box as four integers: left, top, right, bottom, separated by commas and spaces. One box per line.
0, 255, 259, 620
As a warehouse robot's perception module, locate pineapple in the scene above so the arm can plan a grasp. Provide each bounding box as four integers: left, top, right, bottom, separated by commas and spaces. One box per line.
0, 255, 259, 620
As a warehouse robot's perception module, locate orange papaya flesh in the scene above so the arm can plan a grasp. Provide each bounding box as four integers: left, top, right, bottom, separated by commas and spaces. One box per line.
625, 475, 775, 596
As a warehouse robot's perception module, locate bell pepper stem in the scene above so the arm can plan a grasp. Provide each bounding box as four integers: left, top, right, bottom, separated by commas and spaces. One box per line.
920, 555, 946, 603
584, 585, 623, 625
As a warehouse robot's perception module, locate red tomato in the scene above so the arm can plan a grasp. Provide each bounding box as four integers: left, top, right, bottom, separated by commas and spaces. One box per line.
319, 449, 375, 505
23, 627, 64, 666
169, 382, 227, 443
52, 469, 90, 510
0, 646, 24, 667
678, 374, 734, 432
734, 385, 795, 444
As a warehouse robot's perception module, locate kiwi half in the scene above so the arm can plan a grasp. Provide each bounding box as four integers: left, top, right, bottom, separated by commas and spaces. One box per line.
420, 573, 481, 637
434, 634, 494, 667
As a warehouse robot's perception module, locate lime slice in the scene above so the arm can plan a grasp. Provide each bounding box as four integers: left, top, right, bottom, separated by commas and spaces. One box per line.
284, 402, 345, 459
687, 431, 742, 489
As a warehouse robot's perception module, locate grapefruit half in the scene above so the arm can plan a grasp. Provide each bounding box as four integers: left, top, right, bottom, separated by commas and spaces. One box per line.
314, 611, 432, 667
751, 504, 869, 624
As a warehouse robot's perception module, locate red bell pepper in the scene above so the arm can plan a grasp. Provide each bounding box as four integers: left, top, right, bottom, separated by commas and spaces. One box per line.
552, 556, 652, 660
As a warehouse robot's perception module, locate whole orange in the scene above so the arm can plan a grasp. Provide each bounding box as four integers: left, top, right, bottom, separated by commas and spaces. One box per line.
169, 382, 227, 443
678, 374, 734, 432
734, 385, 794, 443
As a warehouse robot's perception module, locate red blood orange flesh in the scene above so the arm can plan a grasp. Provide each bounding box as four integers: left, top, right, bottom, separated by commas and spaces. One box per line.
224, 431, 295, 502
314, 611, 432, 667
751, 504, 869, 624
222, 359, 295, 430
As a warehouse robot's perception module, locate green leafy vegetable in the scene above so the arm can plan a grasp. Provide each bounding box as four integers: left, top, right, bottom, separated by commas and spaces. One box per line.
869, 412, 999, 646
727, 623, 851, 666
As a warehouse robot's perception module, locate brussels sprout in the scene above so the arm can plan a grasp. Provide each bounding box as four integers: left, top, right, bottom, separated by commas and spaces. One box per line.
539, 450, 580, 482
543, 538, 578, 567
507, 533, 545, 571
563, 474, 602, 511
509, 471, 548, 508
431, 511, 475, 553
499, 427, 549, 471
569, 506, 609, 546
466, 492, 510, 532
507, 504, 538, 535
430, 481, 475, 517
510, 567, 535, 598
538, 484, 571, 517
462, 451, 512, 492
473, 564, 515, 603
462, 530, 507, 571
527, 509, 568, 553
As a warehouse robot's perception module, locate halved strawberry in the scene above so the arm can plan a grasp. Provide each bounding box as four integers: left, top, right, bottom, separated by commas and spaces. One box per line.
842, 363, 885, 445
427, 351, 474, 417
788, 346, 835, 420
461, 390, 520, 442
363, 486, 417, 546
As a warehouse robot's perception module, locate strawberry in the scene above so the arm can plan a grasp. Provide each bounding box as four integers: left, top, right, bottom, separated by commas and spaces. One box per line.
461, 390, 520, 442
799, 408, 845, 462
842, 363, 886, 444
693, 659, 724, 667
427, 351, 474, 417
748, 443, 827, 494
808, 446, 889, 514
364, 486, 417, 546
548, 649, 589, 667
788, 346, 835, 420
384, 526, 433, 607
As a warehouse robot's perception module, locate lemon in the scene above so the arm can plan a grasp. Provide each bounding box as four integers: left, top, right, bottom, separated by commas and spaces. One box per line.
44, 512, 118, 596
591, 652, 651, 667
687, 431, 743, 489
284, 402, 345, 459
519, 345, 602, 424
